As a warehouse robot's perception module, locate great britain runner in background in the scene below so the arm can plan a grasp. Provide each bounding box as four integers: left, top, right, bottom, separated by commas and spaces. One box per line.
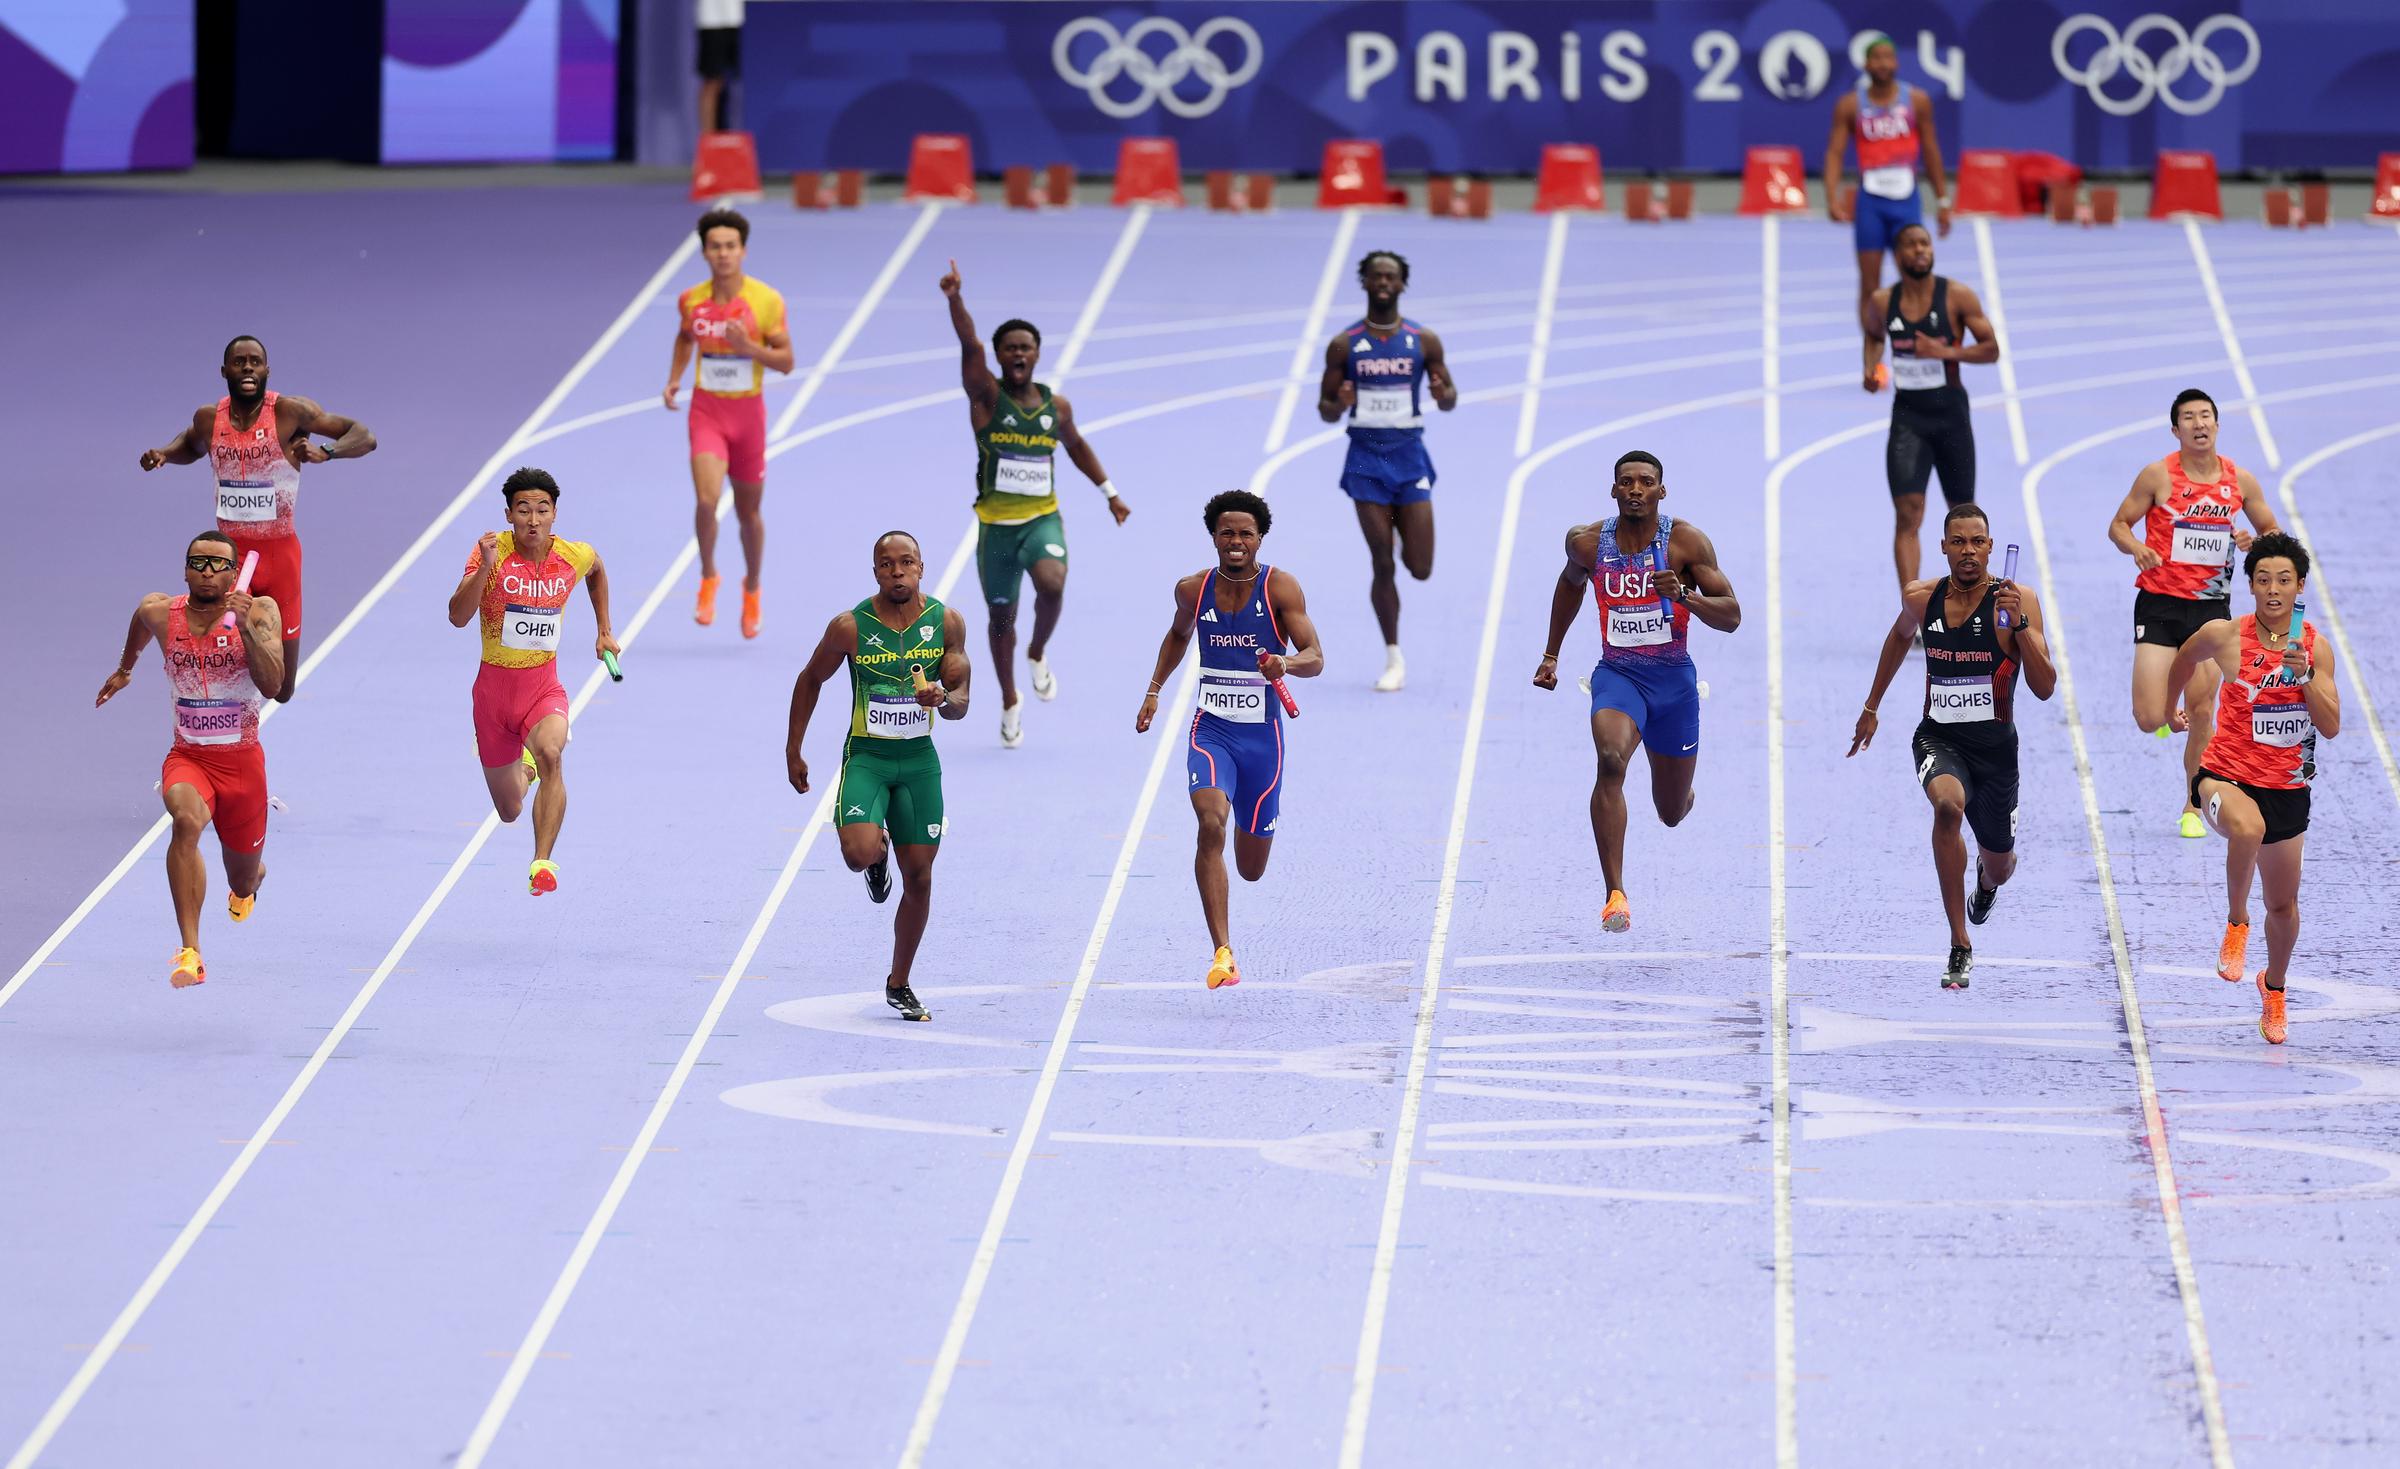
664, 208, 792, 640
139, 334, 377, 704
1823, 35, 1950, 324
2167, 533, 2338, 1046
1136, 490, 1322, 992
2108, 388, 2281, 838
1317, 250, 1456, 694
1863, 224, 1998, 596
941, 259, 1130, 751
1535, 451, 1740, 935
1848, 504, 2056, 992
95, 532, 286, 990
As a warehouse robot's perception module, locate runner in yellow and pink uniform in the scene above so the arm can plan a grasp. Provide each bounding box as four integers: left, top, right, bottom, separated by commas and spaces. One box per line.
664, 209, 792, 639
96, 531, 286, 989
139, 334, 376, 703
448, 468, 618, 895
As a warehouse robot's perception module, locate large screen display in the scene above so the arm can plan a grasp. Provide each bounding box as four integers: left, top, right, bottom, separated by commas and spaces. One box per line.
0, 0, 193, 174
382, 0, 617, 164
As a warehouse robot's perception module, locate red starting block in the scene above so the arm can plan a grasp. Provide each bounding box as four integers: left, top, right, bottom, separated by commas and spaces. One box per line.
1954, 150, 2020, 216
1111, 138, 1181, 206
1626, 180, 1654, 222
791, 169, 865, 210
2050, 179, 2079, 223
1205, 171, 1276, 212
1426, 176, 1491, 220
1533, 144, 1604, 212
2376, 154, 2400, 221
2089, 186, 2119, 226
692, 131, 761, 202
1004, 165, 1039, 211
2150, 149, 2222, 220
1738, 146, 1809, 214
2301, 182, 2330, 227
1319, 140, 1403, 208
2264, 188, 2295, 228
903, 133, 977, 203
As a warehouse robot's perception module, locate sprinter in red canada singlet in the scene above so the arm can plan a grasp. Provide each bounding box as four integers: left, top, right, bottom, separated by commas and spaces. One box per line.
96, 531, 286, 989
139, 334, 375, 703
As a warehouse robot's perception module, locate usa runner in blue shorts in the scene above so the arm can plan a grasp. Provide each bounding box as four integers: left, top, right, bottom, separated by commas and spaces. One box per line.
1316, 250, 1456, 693
1824, 35, 1951, 324
1136, 489, 1323, 991
1536, 450, 1743, 934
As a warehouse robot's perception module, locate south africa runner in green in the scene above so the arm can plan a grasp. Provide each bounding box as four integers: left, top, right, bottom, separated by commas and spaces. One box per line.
940, 258, 1130, 749
785, 531, 971, 1022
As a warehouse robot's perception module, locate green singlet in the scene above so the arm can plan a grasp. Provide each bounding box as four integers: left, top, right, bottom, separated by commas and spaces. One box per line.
837, 594, 947, 844
974, 383, 1063, 525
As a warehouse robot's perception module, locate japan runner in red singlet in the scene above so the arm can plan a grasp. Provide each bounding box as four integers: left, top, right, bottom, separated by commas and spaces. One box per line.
138, 334, 376, 703
448, 468, 619, 896
95, 531, 285, 989
664, 209, 793, 640
2165, 533, 2339, 1045
2107, 388, 2280, 837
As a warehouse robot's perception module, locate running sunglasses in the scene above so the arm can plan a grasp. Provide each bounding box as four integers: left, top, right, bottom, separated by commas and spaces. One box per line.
186, 554, 238, 574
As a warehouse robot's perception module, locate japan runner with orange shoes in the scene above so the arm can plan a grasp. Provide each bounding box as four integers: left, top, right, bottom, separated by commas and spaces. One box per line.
2166, 533, 2339, 1045
95, 532, 285, 989
664, 208, 793, 639
449, 468, 619, 895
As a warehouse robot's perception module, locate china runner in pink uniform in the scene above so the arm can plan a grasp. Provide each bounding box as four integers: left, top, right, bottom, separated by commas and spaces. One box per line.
96, 531, 286, 989
139, 334, 375, 703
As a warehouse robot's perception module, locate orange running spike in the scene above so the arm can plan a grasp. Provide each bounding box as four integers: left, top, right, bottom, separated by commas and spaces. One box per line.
695, 574, 720, 627
2256, 973, 2288, 1044
2216, 922, 2249, 982
170, 947, 206, 988
1602, 890, 1631, 934
741, 589, 761, 640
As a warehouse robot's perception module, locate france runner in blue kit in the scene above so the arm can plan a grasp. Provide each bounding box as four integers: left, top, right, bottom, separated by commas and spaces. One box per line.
1137, 490, 1324, 990
1316, 251, 1456, 693
1537, 451, 1742, 933
1823, 35, 1950, 324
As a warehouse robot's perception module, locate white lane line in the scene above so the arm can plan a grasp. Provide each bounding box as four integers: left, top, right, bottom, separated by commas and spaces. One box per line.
1264, 210, 1360, 453
2276, 425, 2400, 812
2021, 426, 2236, 1469
1513, 212, 1571, 456
2184, 216, 2281, 469
1337, 378, 1769, 1466
1970, 218, 2031, 468
772, 204, 944, 439
449, 211, 1154, 1469
1763, 414, 1884, 1469
0, 231, 701, 1018
1763, 214, 1783, 460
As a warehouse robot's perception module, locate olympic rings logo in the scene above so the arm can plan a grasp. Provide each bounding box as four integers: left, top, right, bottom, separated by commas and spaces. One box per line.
1052, 16, 1264, 119
2051, 13, 2261, 117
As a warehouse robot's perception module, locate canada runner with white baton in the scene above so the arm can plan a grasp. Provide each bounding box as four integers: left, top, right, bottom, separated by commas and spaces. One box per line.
785, 531, 972, 1024
1850, 503, 2055, 990
1138, 490, 1323, 991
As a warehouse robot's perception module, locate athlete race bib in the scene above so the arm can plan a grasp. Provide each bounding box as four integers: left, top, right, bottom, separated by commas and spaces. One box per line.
864, 693, 932, 739
175, 696, 245, 746
1355, 386, 1414, 427
1606, 602, 1673, 649
2251, 703, 2311, 747
500, 603, 565, 654
1890, 353, 1946, 392
993, 456, 1054, 498
1198, 675, 1269, 724
2171, 519, 2232, 566
1928, 674, 1997, 724
698, 352, 749, 394
1861, 165, 1916, 200
215, 478, 278, 523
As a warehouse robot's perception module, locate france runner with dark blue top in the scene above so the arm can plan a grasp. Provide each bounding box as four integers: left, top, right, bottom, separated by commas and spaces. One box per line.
1537, 451, 1742, 936
1137, 491, 1324, 992
1316, 250, 1456, 693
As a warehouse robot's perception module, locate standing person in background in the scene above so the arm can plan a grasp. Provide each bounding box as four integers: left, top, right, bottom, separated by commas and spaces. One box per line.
696, 0, 745, 135
1824, 35, 1951, 325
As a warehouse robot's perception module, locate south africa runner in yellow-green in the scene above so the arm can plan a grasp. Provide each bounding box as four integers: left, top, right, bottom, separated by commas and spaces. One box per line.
785, 531, 971, 1023
941, 257, 1132, 750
